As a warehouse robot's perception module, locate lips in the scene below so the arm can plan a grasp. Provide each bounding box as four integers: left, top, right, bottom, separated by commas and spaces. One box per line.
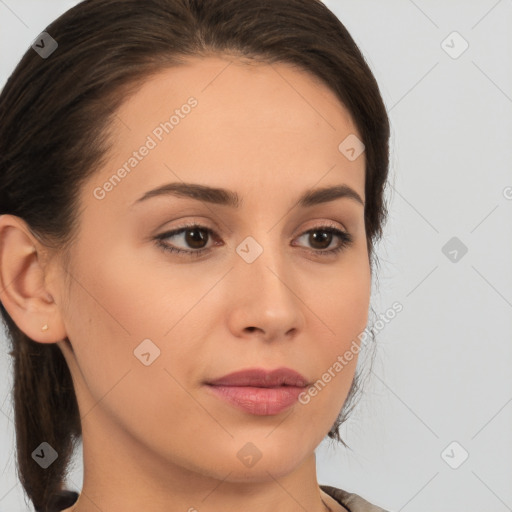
204, 367, 310, 415
206, 367, 309, 388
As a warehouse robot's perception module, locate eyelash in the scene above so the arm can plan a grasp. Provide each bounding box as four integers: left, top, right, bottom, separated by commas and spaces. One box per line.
154, 222, 354, 259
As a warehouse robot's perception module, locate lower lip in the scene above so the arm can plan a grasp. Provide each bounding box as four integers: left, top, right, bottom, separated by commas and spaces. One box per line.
205, 385, 306, 415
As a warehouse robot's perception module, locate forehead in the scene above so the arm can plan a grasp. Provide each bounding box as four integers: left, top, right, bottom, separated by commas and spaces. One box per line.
115, 55, 357, 127
86, 55, 365, 212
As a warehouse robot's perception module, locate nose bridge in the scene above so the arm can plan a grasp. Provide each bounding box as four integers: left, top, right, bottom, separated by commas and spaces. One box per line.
235, 233, 289, 297
229, 231, 303, 336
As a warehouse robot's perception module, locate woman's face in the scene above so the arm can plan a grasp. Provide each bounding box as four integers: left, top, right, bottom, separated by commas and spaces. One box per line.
52, 55, 370, 484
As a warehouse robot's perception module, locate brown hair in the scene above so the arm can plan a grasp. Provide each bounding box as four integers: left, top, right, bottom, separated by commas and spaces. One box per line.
0, 0, 390, 510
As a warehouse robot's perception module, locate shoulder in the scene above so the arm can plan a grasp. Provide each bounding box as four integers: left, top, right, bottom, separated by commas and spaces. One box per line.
320, 484, 393, 512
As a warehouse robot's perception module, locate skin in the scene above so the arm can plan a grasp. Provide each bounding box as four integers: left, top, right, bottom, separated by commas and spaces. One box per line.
0, 55, 370, 512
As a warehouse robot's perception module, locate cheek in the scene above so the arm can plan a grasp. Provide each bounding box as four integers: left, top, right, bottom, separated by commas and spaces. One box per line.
62, 269, 201, 440
61, 247, 211, 400
305, 256, 370, 397
309, 257, 371, 339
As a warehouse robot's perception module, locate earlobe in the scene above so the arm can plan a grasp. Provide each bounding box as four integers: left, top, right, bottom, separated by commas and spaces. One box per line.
0, 214, 68, 344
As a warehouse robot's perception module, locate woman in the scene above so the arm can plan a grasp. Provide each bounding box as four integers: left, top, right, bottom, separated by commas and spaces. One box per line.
0, 0, 391, 511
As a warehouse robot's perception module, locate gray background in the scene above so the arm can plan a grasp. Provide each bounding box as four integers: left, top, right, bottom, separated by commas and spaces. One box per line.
1, 1, 511, 511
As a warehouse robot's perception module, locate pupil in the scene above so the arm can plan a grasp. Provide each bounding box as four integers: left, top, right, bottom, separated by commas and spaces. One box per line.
310, 230, 331, 249
186, 228, 208, 248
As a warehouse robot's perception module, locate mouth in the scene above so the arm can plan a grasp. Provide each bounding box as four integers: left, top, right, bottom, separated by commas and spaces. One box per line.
204, 367, 310, 416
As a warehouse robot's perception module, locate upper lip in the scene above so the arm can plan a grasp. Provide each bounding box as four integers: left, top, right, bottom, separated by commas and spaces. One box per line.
206, 367, 309, 387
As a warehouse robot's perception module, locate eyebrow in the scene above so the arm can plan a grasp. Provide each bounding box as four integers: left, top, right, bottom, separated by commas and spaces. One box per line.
131, 182, 364, 209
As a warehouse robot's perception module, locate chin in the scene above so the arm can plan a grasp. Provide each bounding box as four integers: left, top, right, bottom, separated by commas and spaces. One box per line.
224, 440, 310, 481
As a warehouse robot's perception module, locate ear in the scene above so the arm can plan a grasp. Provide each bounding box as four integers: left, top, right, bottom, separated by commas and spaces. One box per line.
0, 214, 68, 344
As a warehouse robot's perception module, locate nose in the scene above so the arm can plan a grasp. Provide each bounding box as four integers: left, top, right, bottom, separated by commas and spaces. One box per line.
225, 238, 305, 343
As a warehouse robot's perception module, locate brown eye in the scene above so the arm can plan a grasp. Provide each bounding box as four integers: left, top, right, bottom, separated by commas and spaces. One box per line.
154, 223, 353, 259
154, 224, 217, 257
182, 227, 209, 249
294, 226, 353, 256
308, 230, 334, 250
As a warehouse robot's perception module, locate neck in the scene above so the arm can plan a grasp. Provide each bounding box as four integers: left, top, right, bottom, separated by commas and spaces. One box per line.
63, 412, 335, 512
